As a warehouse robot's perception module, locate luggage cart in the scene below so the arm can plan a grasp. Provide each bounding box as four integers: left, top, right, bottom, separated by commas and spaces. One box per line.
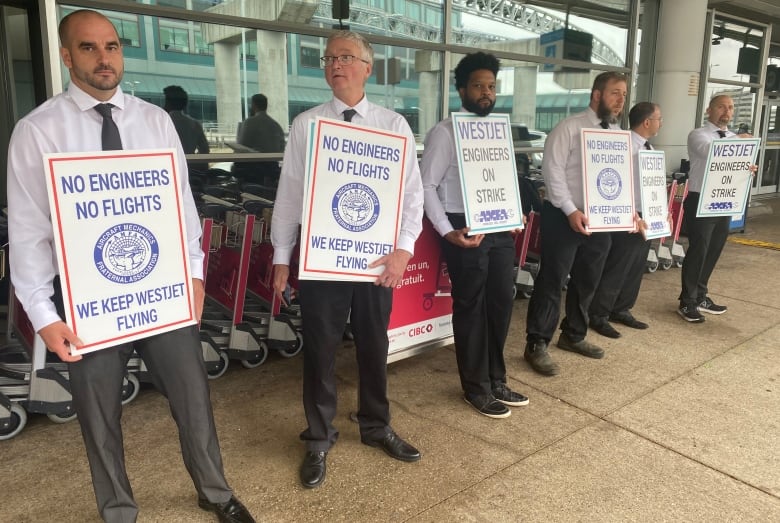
514, 211, 540, 299
1, 290, 139, 440
648, 179, 687, 272
199, 202, 273, 371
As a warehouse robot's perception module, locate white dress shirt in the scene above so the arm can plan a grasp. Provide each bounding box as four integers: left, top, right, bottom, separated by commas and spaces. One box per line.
687, 121, 735, 193
271, 95, 423, 265
7, 82, 203, 331
420, 111, 464, 237
542, 107, 621, 216
631, 130, 652, 205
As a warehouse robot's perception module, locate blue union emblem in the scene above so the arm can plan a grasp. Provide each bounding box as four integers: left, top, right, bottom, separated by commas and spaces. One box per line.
93, 223, 159, 284
331, 182, 381, 232
596, 168, 622, 200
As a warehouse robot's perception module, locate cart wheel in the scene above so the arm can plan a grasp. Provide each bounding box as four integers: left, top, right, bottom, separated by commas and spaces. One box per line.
660, 259, 673, 271
646, 260, 658, 273
521, 289, 533, 299
47, 405, 77, 424
207, 351, 229, 379
279, 332, 304, 359
0, 404, 27, 441
674, 259, 684, 268
120, 373, 140, 405
241, 342, 269, 369
511, 285, 518, 299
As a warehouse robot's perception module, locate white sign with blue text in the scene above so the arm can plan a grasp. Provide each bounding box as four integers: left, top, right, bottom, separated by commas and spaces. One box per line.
44, 149, 196, 355
697, 138, 760, 217
299, 117, 406, 281
451, 112, 523, 234
638, 150, 671, 240
581, 128, 635, 232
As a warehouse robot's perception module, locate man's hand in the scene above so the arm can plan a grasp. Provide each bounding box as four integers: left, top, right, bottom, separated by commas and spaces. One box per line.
630, 211, 642, 234
444, 227, 484, 248
38, 321, 83, 362
567, 210, 590, 235
369, 249, 412, 288
192, 278, 205, 322
273, 264, 291, 306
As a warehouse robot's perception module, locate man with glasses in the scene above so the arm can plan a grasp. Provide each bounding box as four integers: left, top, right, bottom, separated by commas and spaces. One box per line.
589, 102, 663, 338
272, 30, 423, 489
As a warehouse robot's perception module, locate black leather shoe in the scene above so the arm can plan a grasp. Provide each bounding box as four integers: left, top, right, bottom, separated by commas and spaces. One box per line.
557, 333, 604, 359
198, 495, 255, 523
300, 451, 327, 489
362, 431, 421, 462
609, 311, 649, 329
524, 340, 560, 376
589, 318, 621, 339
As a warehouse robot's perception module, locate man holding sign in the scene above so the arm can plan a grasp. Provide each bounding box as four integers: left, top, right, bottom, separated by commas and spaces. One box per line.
6, 10, 254, 523
524, 72, 627, 376
679, 95, 755, 323
272, 30, 423, 489
589, 102, 662, 338
421, 52, 528, 419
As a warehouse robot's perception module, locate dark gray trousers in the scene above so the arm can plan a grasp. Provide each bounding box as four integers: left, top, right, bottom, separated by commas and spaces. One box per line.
67, 325, 231, 523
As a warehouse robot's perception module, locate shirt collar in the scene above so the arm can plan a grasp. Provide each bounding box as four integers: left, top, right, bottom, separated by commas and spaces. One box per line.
704, 120, 727, 133
331, 94, 369, 119
67, 82, 126, 113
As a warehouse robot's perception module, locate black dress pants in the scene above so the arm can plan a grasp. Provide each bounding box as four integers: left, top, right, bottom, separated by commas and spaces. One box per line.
298, 280, 393, 452
441, 214, 515, 398
526, 201, 611, 343
67, 325, 231, 523
680, 192, 731, 307
590, 230, 651, 320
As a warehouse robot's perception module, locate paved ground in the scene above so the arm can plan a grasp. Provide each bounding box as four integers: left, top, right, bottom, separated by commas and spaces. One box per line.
2, 197, 780, 522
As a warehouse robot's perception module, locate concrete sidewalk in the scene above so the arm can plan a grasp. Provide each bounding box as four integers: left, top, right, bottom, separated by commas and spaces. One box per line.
2, 199, 780, 522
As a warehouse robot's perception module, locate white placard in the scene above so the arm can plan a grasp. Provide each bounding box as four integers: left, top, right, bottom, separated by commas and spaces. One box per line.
44, 149, 196, 355
581, 128, 635, 232
298, 117, 407, 281
697, 138, 760, 217
638, 149, 671, 240
451, 112, 523, 234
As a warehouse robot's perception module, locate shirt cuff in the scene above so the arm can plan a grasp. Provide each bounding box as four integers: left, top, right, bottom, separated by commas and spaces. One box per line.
560, 201, 578, 216
272, 247, 293, 266
433, 218, 454, 237
396, 233, 417, 256
28, 301, 63, 334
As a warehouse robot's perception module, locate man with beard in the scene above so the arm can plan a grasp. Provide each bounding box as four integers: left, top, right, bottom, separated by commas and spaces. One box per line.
589, 102, 663, 338
524, 72, 627, 376
421, 52, 528, 418
6, 10, 254, 522
678, 95, 752, 322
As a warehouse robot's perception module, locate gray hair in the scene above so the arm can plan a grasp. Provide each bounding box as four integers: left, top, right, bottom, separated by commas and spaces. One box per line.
327, 30, 374, 63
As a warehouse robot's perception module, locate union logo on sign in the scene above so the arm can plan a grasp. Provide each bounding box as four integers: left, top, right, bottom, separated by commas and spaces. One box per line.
331, 182, 381, 232
596, 168, 622, 200
93, 223, 159, 284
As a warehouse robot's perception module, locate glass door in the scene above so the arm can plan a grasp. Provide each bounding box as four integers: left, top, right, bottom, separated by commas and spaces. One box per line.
755, 100, 780, 195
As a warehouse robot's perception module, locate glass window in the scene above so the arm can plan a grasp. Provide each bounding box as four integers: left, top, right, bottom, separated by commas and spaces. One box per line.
300, 47, 320, 69
159, 19, 190, 53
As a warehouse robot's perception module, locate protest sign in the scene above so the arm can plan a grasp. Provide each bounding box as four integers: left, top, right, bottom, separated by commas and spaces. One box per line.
638, 149, 671, 240
44, 149, 196, 355
451, 112, 523, 234
581, 128, 635, 232
299, 117, 407, 281
697, 138, 760, 217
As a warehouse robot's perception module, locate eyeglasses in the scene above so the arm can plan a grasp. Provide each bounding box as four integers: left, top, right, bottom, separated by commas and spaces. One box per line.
320, 54, 369, 67
648, 117, 664, 122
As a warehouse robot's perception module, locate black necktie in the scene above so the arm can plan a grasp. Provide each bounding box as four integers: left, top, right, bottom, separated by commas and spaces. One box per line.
600, 120, 610, 129
343, 109, 357, 122
95, 103, 123, 150
716, 130, 726, 138
644, 141, 651, 150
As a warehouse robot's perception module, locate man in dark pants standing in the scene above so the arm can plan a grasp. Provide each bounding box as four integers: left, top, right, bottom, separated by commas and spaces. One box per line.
421, 52, 528, 419
6, 10, 253, 523
679, 95, 752, 322
272, 30, 422, 489
589, 102, 662, 338
524, 72, 627, 376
